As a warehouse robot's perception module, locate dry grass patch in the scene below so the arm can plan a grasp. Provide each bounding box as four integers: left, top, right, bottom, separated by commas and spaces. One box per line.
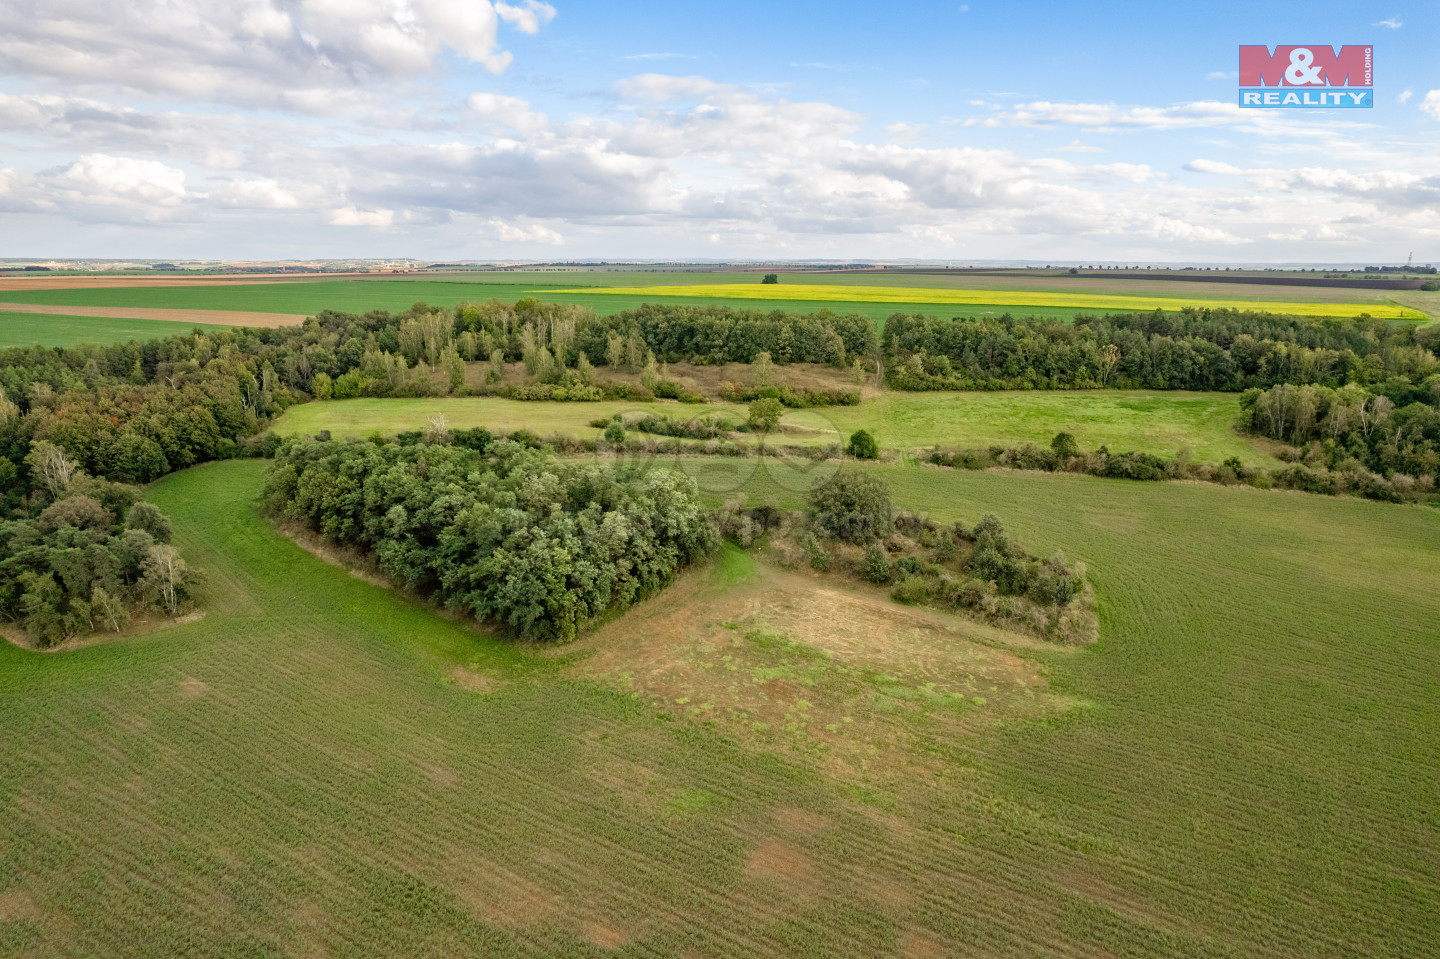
563, 552, 1067, 782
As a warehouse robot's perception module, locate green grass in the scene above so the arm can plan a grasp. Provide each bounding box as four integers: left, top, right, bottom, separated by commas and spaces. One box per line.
273, 389, 1279, 466
3, 459, 1439, 955
0, 312, 229, 348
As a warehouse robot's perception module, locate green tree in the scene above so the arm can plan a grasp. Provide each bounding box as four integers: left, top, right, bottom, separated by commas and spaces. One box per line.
762, 273, 779, 284
846, 429, 878, 460
1051, 431, 1080, 459
747, 397, 783, 434
806, 470, 893, 543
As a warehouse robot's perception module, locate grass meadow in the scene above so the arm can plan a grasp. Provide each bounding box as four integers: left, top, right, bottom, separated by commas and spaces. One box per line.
0, 312, 229, 349
272, 389, 1278, 466
1, 459, 1437, 956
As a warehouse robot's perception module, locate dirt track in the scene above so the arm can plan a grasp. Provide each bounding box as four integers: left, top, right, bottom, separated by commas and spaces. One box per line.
0, 301, 307, 328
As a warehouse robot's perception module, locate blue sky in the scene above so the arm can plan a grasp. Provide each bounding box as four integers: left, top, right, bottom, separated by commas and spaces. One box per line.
0, 0, 1436, 261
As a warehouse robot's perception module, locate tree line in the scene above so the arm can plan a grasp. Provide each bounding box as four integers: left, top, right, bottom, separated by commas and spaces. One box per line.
883, 309, 1440, 392
263, 436, 716, 641
1239, 379, 1440, 485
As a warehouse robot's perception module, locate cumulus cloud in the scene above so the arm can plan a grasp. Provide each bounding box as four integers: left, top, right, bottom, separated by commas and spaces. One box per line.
0, 0, 554, 109
1423, 91, 1440, 121
467, 92, 547, 132
488, 217, 564, 244
61, 154, 189, 207
213, 178, 300, 209
327, 205, 394, 227
495, 0, 557, 34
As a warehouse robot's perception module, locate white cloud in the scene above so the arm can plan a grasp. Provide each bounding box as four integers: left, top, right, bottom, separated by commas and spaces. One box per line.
0, 0, 555, 109
487, 217, 564, 244
621, 53, 693, 61
1398, 90, 1412, 104
614, 74, 726, 101
327, 205, 394, 227
62, 154, 189, 207
1206, 71, 1237, 81
1185, 159, 1244, 175
1423, 91, 1440, 121
467, 92, 548, 132
1371, 17, 1402, 29
495, 0, 557, 35
969, 100, 1245, 130
214, 178, 299, 209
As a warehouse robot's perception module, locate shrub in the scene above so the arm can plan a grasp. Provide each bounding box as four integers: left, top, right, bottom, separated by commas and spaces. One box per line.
806, 470, 893, 543
603, 422, 626, 443
1051, 431, 1080, 459
846, 429, 879, 460
891, 576, 931, 605
863, 543, 891, 583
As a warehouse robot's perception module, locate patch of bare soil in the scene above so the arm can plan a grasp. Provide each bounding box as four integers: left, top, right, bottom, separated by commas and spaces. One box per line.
584, 922, 629, 949
0, 301, 307, 328
417, 761, 460, 786
773, 806, 832, 835
745, 841, 816, 884
562, 557, 1065, 782
899, 930, 946, 959
0, 889, 43, 922
449, 666, 494, 693
452, 864, 565, 930
178, 677, 209, 699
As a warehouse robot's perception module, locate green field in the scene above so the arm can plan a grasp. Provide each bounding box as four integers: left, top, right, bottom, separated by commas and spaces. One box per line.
0, 312, 228, 348
0, 280, 1067, 325
2, 459, 1437, 955
10, 268, 1424, 326
272, 390, 1278, 466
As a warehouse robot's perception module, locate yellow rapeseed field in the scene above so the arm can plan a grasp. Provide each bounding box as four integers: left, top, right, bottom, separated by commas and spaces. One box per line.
556, 283, 1424, 319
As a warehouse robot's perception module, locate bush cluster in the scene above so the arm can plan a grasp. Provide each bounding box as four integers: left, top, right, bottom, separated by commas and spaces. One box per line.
717, 383, 861, 408
0, 464, 195, 646
264, 437, 717, 641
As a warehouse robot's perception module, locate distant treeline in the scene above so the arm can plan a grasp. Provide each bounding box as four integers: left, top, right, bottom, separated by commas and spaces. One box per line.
264, 437, 716, 641
883, 310, 1440, 392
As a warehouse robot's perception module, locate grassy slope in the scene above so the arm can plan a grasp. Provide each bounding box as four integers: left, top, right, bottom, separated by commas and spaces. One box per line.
702, 461, 1440, 956
1, 461, 1437, 956
0, 312, 229, 349
273, 390, 1279, 466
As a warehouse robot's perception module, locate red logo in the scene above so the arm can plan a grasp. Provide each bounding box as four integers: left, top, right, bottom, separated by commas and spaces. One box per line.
1238, 46, 1373, 87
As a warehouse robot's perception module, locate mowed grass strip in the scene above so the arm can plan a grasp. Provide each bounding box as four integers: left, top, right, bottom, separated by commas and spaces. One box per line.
0, 312, 235, 348
2, 460, 1439, 955
564, 283, 1426, 319
272, 389, 1278, 466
